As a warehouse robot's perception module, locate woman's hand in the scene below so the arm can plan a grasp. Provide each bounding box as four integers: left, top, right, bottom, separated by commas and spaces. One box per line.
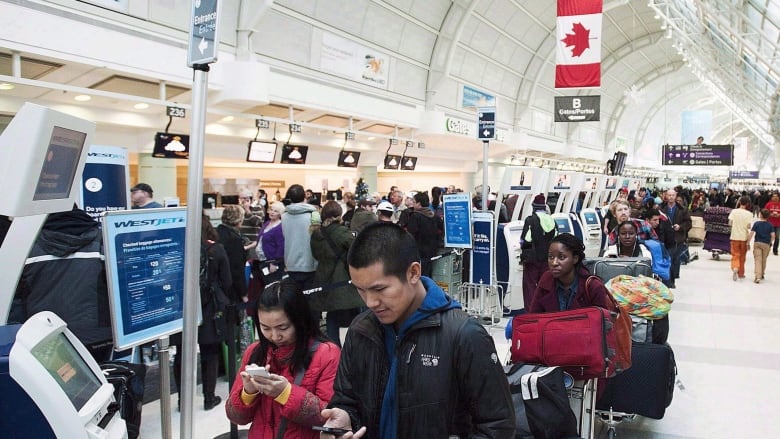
241, 364, 289, 398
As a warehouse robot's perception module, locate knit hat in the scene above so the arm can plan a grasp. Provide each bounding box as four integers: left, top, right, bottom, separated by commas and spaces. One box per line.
532, 193, 546, 210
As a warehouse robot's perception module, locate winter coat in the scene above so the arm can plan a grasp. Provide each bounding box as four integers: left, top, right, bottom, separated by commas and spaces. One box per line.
258, 221, 284, 262
309, 223, 363, 312
11, 209, 112, 350
281, 203, 319, 273
349, 209, 377, 233
329, 278, 516, 438
226, 340, 341, 439
217, 224, 248, 303
198, 242, 232, 345
660, 202, 692, 244
529, 265, 614, 313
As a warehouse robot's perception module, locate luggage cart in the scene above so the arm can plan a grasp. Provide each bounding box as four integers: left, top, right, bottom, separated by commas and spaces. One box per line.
702, 207, 732, 260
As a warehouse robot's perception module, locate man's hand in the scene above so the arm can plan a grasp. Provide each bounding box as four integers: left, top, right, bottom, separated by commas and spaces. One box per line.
319, 408, 367, 438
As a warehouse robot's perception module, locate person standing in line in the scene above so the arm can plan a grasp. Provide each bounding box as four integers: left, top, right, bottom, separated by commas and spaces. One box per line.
763, 192, 780, 255
320, 223, 515, 438
281, 184, 320, 292
402, 192, 443, 278
349, 198, 378, 233
659, 189, 691, 288
375, 201, 394, 223
130, 183, 162, 209
341, 191, 357, 229
748, 209, 775, 283
519, 193, 556, 309
728, 195, 754, 281
388, 189, 406, 224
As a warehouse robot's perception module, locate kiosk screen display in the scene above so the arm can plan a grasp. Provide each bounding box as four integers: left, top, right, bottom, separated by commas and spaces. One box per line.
583, 212, 598, 225
34, 126, 87, 201
554, 218, 572, 234
31, 332, 102, 411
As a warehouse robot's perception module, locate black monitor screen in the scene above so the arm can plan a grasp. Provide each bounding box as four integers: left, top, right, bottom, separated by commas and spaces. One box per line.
326, 190, 342, 201
280, 144, 308, 164
220, 195, 239, 206
34, 126, 86, 201
384, 154, 401, 170
337, 150, 360, 168
246, 140, 277, 163
153, 132, 190, 159
31, 332, 102, 411
612, 151, 628, 176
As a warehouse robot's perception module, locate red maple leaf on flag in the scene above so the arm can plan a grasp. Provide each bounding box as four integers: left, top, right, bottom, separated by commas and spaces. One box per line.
561, 22, 591, 57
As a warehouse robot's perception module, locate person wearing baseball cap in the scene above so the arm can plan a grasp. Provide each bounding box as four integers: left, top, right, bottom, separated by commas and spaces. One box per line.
130, 183, 162, 209
376, 201, 394, 222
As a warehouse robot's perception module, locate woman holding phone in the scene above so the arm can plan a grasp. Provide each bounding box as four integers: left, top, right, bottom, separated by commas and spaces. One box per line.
226, 279, 341, 438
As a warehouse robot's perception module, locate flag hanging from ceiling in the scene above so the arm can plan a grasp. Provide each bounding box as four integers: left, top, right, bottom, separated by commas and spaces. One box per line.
556, 0, 602, 88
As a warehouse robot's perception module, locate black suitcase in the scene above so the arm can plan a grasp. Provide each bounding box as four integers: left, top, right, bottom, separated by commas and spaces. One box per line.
595, 342, 676, 419
100, 361, 147, 439
583, 257, 653, 282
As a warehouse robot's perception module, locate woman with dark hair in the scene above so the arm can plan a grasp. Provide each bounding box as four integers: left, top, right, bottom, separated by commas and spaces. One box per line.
226, 279, 340, 438
603, 221, 652, 259
173, 214, 232, 410
528, 233, 614, 313
310, 201, 363, 347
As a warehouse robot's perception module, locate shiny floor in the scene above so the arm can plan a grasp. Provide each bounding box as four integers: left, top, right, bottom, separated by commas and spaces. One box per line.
140, 242, 780, 438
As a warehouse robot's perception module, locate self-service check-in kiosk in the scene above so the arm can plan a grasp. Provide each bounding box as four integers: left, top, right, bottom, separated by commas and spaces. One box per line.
579, 209, 603, 258
0, 104, 126, 438
495, 166, 550, 311
0, 312, 126, 438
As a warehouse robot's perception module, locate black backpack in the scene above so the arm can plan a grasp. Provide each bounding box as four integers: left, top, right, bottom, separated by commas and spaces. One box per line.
520, 213, 556, 263
199, 243, 213, 302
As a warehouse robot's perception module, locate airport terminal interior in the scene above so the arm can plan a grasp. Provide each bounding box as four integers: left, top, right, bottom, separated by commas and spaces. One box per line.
1, 0, 780, 438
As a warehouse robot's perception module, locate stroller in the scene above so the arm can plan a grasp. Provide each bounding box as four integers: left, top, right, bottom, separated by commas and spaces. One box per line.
702, 207, 732, 260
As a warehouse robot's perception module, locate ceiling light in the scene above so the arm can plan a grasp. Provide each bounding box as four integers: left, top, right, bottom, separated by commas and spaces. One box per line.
0, 83, 15, 90
74, 94, 91, 102
133, 102, 149, 110
665, 28, 672, 39
220, 115, 234, 122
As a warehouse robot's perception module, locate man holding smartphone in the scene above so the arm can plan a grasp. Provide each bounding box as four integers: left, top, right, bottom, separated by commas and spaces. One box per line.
320, 223, 515, 438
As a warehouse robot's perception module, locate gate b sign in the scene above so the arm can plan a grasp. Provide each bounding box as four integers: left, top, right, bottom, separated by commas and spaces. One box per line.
554, 96, 600, 122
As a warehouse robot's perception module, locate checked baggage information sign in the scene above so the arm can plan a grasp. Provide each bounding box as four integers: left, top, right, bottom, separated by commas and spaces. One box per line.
662, 144, 734, 166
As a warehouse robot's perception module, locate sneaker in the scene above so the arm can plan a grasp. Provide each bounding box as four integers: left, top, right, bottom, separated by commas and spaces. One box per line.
733, 269, 738, 281
204, 396, 222, 411
754, 278, 760, 284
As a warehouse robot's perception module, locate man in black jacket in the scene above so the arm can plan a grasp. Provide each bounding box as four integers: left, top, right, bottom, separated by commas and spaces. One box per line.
9, 207, 113, 361
321, 222, 515, 438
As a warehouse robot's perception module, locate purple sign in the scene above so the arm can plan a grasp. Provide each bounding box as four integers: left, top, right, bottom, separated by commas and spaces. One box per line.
662, 144, 734, 166
730, 170, 759, 179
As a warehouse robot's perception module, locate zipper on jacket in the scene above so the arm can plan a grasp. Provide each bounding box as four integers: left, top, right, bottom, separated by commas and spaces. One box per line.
405, 343, 417, 364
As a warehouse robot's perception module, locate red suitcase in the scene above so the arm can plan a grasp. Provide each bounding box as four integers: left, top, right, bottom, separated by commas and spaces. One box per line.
510, 307, 617, 380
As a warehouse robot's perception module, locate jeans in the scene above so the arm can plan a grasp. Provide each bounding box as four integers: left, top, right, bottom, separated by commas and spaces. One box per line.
669, 242, 684, 280
773, 226, 780, 254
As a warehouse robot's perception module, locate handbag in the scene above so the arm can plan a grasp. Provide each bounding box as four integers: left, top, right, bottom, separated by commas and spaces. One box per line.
510, 306, 617, 379
589, 276, 633, 374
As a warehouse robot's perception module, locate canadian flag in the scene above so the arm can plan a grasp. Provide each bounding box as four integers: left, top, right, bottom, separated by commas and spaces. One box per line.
555, 0, 602, 88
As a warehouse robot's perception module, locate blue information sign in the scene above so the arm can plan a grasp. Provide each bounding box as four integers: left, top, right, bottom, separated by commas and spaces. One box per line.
102, 208, 192, 350
442, 193, 473, 248
470, 212, 494, 285
477, 106, 496, 140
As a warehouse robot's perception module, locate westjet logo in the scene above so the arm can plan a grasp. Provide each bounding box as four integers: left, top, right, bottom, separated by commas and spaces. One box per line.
113, 217, 184, 228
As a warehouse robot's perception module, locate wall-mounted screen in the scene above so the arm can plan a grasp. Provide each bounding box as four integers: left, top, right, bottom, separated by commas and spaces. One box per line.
553, 173, 571, 190
280, 144, 308, 164
34, 126, 87, 201
384, 154, 401, 170
605, 177, 618, 189
246, 140, 277, 163
152, 132, 190, 159
612, 151, 627, 175
337, 150, 361, 168
401, 156, 417, 171
220, 195, 239, 206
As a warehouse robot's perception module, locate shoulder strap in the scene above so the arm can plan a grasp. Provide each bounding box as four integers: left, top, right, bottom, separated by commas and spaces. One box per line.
275, 341, 321, 439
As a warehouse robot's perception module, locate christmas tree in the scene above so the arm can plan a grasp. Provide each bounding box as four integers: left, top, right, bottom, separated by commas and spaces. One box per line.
355, 177, 369, 200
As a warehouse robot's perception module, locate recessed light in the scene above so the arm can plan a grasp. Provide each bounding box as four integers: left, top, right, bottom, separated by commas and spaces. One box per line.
220, 115, 234, 122
134, 102, 149, 110
74, 94, 91, 102
0, 83, 15, 91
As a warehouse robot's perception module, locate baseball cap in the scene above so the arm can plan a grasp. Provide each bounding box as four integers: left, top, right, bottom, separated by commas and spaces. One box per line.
377, 201, 394, 213
131, 183, 153, 195
358, 198, 376, 207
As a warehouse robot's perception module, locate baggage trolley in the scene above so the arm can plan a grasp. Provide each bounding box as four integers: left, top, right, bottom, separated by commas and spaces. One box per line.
702, 207, 732, 260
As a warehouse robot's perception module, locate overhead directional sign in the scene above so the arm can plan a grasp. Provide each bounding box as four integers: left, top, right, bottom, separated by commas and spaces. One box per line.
477, 106, 496, 140
187, 0, 220, 67
662, 144, 734, 166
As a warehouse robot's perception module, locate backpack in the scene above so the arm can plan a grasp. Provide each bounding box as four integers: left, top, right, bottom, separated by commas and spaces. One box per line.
640, 239, 671, 281
200, 243, 230, 309
520, 213, 556, 263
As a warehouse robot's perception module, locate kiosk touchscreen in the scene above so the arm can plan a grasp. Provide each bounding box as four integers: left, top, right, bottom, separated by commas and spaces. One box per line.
0, 311, 126, 438
579, 209, 604, 258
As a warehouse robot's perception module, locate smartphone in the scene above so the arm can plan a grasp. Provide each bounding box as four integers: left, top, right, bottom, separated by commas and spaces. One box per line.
244, 364, 271, 378
312, 426, 352, 436
262, 266, 271, 276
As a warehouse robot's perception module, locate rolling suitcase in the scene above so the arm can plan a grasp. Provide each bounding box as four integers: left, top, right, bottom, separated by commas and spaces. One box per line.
583, 257, 652, 282
595, 342, 676, 419
100, 361, 147, 439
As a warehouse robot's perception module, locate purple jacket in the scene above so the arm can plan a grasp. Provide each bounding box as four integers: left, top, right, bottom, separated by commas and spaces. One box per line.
258, 222, 284, 261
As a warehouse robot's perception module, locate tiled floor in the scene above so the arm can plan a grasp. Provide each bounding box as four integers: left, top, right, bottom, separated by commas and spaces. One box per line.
140, 243, 780, 438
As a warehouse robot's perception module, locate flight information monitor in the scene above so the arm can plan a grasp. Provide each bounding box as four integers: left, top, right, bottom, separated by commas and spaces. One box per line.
662, 144, 734, 166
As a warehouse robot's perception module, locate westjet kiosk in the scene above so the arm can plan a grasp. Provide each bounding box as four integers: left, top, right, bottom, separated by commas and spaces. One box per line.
0, 103, 127, 438
547, 171, 601, 258
578, 174, 606, 257
494, 166, 550, 311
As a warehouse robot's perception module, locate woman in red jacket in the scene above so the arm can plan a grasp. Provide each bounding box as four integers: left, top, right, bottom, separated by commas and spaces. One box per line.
226, 279, 340, 438
529, 233, 613, 313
